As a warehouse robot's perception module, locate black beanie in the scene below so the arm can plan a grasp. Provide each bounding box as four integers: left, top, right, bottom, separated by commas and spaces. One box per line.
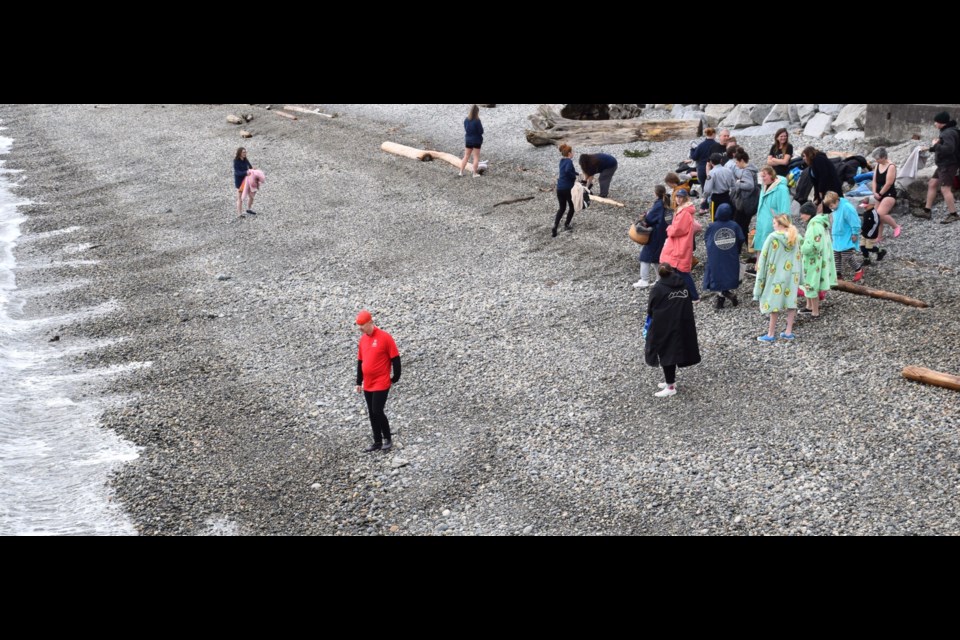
934, 111, 951, 124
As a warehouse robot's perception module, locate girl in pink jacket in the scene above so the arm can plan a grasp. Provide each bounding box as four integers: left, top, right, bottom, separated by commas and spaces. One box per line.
659, 189, 702, 301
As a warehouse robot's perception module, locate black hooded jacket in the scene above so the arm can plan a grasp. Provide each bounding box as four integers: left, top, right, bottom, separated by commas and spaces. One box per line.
645, 272, 702, 368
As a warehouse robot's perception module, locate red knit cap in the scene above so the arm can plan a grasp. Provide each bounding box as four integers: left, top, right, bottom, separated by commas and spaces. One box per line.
356, 310, 372, 325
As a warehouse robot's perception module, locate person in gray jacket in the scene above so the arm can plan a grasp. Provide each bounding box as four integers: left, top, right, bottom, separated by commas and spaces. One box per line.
730, 148, 759, 241
702, 152, 735, 219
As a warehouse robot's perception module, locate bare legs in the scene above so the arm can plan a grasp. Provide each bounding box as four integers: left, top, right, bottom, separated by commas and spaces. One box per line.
875, 197, 900, 239
459, 148, 481, 176
765, 309, 797, 338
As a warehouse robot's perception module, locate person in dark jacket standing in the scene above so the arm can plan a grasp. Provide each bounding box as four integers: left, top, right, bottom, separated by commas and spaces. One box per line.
644, 264, 702, 397
553, 143, 577, 237
458, 104, 484, 178
702, 203, 744, 309
689, 127, 725, 187
579, 152, 618, 198
801, 146, 844, 212
355, 310, 401, 452
634, 185, 672, 288
233, 147, 254, 218
920, 111, 959, 224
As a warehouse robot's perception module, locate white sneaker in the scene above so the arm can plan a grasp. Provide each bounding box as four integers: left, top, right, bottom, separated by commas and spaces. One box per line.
657, 382, 671, 389
633, 279, 651, 288
654, 385, 677, 397
473, 173, 481, 178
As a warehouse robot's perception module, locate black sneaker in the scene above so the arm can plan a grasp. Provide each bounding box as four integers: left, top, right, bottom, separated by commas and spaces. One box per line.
564, 223, 574, 231
551, 227, 558, 238
381, 439, 393, 452
877, 249, 887, 261
862, 256, 872, 266
714, 296, 725, 310
363, 442, 382, 453
728, 292, 739, 307
246, 209, 257, 215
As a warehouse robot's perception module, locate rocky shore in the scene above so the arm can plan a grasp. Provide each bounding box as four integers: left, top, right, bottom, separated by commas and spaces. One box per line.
2, 103, 957, 535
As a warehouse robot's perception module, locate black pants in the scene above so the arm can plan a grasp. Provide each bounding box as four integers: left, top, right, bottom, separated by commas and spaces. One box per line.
554, 188, 574, 229
662, 364, 677, 385
733, 206, 753, 244
363, 389, 391, 443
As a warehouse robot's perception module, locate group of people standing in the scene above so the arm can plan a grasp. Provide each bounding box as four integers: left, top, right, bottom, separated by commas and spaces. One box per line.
342, 106, 959, 445
633, 109, 960, 395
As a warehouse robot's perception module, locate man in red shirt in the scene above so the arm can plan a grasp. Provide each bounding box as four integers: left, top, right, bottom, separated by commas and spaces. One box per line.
355, 310, 401, 452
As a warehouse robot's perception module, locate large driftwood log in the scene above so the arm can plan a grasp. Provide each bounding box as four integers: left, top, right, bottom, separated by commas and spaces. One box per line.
274, 110, 297, 120
902, 366, 960, 391
832, 280, 929, 308
381, 141, 433, 161
525, 105, 700, 147
381, 142, 485, 174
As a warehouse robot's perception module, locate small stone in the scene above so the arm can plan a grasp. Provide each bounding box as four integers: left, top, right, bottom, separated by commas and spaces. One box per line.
523, 525, 533, 534
442, 509, 451, 517
216, 274, 231, 281
310, 483, 321, 490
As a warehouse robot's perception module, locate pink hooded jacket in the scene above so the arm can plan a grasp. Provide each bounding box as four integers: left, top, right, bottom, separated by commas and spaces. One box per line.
242, 169, 265, 200
659, 204, 701, 272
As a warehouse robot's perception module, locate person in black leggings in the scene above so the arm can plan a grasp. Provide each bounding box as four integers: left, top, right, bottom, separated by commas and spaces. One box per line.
553, 143, 577, 237
355, 310, 401, 452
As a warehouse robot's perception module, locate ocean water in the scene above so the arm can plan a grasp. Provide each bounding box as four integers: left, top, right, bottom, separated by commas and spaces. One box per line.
0, 130, 140, 535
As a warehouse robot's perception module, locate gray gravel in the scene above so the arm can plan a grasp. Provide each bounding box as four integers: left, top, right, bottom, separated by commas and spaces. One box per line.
3, 103, 959, 535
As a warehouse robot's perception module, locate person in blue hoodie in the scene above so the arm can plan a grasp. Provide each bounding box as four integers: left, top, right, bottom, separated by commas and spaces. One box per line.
633, 185, 672, 288
824, 191, 863, 282
458, 104, 484, 177
553, 143, 577, 237
233, 147, 253, 218
702, 203, 744, 309
579, 152, 618, 198
689, 127, 726, 187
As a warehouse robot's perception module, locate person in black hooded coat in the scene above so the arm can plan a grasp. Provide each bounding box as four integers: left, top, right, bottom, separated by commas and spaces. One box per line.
801, 146, 843, 211
644, 264, 702, 397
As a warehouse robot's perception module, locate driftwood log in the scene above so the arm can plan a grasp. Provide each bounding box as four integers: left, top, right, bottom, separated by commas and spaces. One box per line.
525, 105, 701, 147
902, 366, 960, 391
284, 105, 336, 118
832, 280, 929, 308
493, 196, 535, 207
590, 195, 625, 208
381, 142, 432, 161
380, 141, 486, 174
274, 110, 297, 121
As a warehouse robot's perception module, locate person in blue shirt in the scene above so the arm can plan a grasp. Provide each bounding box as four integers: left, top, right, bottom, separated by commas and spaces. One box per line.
233, 147, 254, 218
579, 152, 618, 198
458, 104, 484, 178
553, 143, 577, 237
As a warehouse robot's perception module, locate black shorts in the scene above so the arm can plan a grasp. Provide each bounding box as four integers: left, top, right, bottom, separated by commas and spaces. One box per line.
466, 144, 481, 150
935, 164, 958, 185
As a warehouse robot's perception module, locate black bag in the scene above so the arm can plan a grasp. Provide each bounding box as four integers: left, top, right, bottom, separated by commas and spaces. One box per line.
732, 181, 759, 217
